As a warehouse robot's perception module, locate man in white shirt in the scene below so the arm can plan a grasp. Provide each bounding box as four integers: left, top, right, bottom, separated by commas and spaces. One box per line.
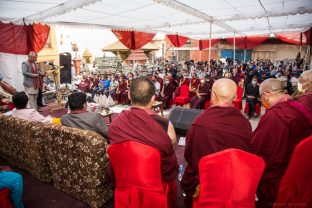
7, 92, 52, 123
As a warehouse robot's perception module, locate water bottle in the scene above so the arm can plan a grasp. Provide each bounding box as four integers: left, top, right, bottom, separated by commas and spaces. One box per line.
178, 164, 184, 181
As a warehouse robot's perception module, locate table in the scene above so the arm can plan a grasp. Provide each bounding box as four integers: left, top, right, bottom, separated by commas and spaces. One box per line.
152, 101, 164, 117
101, 112, 113, 123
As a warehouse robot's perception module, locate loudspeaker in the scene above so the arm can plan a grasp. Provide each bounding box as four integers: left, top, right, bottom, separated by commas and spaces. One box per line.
59, 52, 72, 84
168, 107, 203, 132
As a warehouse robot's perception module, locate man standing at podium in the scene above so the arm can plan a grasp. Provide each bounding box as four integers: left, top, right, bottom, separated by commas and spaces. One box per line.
22, 51, 43, 111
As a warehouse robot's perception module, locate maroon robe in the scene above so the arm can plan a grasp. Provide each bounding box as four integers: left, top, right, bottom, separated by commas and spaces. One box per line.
190, 80, 214, 109
109, 107, 178, 181
251, 99, 312, 208
296, 91, 312, 112
78, 78, 90, 92
156, 77, 163, 92
180, 78, 190, 86
162, 83, 174, 109
116, 81, 127, 104
182, 106, 252, 208
189, 78, 200, 99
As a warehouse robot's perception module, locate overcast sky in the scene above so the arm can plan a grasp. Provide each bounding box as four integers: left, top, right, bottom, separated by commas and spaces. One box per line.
55, 25, 165, 58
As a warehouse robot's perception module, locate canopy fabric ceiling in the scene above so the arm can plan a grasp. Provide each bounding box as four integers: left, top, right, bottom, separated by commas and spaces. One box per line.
0, 0, 312, 39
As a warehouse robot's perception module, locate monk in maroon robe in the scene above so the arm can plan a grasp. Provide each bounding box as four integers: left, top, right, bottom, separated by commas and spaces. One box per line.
295, 70, 312, 112
161, 76, 174, 109
78, 75, 90, 92
189, 73, 200, 99
109, 76, 178, 207
251, 78, 312, 208
179, 75, 190, 87
174, 75, 190, 97
182, 78, 252, 208
116, 76, 128, 104
190, 76, 214, 109
155, 73, 163, 92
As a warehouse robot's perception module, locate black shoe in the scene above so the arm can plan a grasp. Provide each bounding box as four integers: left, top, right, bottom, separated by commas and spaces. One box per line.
38, 104, 47, 107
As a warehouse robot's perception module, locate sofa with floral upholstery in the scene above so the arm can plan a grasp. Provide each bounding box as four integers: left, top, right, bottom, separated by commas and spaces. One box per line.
43, 124, 113, 208
0, 114, 52, 182
0, 114, 113, 208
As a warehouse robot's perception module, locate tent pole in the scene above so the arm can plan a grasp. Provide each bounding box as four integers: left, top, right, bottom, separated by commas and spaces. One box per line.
233, 32, 236, 62
208, 21, 212, 71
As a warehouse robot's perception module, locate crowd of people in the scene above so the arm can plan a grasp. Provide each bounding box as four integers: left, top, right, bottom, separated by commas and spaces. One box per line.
0, 51, 312, 208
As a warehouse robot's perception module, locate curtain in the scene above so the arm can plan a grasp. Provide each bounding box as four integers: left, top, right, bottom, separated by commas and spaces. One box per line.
304, 28, 312, 46
0, 21, 50, 55
112, 30, 156, 50
276, 32, 307, 45
167, 34, 188, 48
0, 21, 50, 91
226, 36, 268, 49
199, 39, 219, 50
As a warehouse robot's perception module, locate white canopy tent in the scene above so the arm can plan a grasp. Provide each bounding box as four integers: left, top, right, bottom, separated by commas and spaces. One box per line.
0, 0, 311, 90
1, 0, 311, 39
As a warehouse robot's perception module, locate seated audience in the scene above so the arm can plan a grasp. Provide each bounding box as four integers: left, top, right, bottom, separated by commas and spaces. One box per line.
0, 167, 24, 208
107, 76, 119, 99
189, 73, 199, 99
251, 78, 312, 208
190, 75, 214, 109
182, 78, 252, 207
178, 74, 190, 87
109, 76, 178, 206
8, 92, 52, 123
78, 75, 90, 92
295, 70, 312, 112
116, 76, 128, 104
0, 74, 16, 110
61, 92, 109, 140
155, 72, 163, 92
160, 76, 174, 109
151, 75, 161, 98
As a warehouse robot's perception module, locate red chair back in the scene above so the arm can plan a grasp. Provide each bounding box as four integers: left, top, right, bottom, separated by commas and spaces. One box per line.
179, 85, 190, 98
108, 141, 168, 208
236, 86, 243, 100
274, 135, 312, 207
194, 149, 265, 208
0, 188, 13, 208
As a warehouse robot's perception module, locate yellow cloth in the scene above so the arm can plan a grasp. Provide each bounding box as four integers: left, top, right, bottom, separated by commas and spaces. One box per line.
52, 117, 61, 125
193, 185, 200, 198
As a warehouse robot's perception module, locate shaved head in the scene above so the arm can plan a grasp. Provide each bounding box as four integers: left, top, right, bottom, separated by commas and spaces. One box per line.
259, 78, 284, 95
299, 70, 312, 83
212, 78, 237, 102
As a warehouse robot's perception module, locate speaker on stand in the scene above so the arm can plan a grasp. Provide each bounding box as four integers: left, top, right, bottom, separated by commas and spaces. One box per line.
59, 52, 72, 84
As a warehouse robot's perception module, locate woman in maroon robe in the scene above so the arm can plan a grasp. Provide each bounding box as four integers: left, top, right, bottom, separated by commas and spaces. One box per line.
190, 76, 214, 109
189, 73, 200, 99
116, 76, 128, 104
161, 76, 174, 109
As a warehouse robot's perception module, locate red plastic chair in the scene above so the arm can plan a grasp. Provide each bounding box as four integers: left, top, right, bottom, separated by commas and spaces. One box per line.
274, 135, 312, 207
204, 100, 210, 110
108, 141, 169, 208
244, 102, 261, 117
193, 149, 265, 208
233, 86, 243, 110
174, 85, 190, 106
0, 189, 13, 208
